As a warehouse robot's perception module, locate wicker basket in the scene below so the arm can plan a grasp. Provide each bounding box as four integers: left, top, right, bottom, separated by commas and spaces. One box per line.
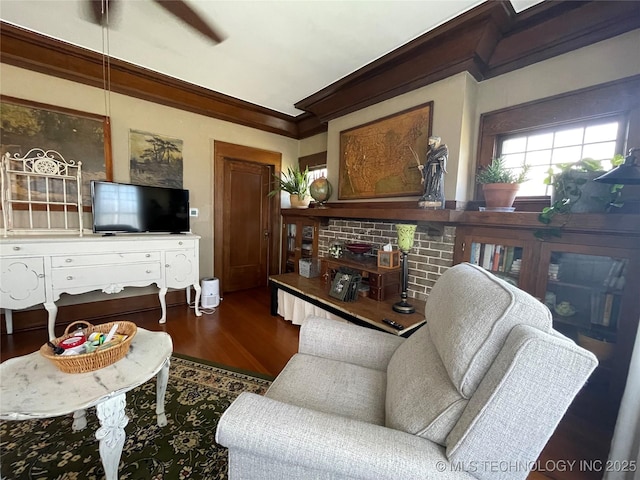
39, 320, 137, 374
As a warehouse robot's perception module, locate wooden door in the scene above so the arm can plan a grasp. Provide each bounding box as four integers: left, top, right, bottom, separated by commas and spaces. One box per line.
223, 159, 270, 291
214, 142, 281, 293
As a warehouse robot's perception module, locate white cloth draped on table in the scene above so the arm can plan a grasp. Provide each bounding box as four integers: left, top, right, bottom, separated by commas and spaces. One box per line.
605, 317, 640, 480
277, 290, 345, 326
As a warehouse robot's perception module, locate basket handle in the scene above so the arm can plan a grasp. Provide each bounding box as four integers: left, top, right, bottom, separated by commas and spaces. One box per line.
63, 320, 93, 336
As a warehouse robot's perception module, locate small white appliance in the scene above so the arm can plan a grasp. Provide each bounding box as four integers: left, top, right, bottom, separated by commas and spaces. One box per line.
201, 277, 220, 308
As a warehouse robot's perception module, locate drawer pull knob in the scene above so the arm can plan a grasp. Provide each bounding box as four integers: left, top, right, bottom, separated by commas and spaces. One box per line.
66, 276, 73, 280
146, 254, 151, 257
146, 270, 152, 274
13, 246, 20, 251
165, 264, 170, 268
66, 258, 72, 263
179, 241, 183, 246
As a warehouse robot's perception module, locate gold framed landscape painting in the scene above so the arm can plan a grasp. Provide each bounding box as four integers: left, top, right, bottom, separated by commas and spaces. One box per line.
339, 102, 433, 200
0, 95, 113, 205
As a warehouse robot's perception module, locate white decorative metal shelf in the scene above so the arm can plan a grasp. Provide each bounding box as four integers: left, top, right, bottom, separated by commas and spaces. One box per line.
1, 149, 83, 236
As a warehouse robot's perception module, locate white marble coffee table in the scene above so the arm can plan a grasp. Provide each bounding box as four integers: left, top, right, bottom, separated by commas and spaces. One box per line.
0, 327, 173, 480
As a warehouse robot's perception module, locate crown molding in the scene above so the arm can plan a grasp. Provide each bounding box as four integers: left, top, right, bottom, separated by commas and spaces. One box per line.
295, 0, 640, 122
2, 0, 638, 137
0, 22, 300, 138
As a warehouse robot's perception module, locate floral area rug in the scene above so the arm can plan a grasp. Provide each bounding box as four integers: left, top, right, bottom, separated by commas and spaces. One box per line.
0, 354, 272, 480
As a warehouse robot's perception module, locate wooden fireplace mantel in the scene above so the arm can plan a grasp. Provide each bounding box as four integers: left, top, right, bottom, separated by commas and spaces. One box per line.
282, 203, 640, 236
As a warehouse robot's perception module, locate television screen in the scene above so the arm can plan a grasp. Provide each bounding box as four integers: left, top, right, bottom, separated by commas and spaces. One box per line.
91, 181, 190, 234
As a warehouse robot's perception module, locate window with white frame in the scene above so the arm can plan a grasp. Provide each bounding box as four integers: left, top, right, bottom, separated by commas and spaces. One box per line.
498, 118, 625, 197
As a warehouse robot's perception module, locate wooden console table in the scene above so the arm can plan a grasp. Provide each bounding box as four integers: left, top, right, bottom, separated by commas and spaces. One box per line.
269, 273, 426, 336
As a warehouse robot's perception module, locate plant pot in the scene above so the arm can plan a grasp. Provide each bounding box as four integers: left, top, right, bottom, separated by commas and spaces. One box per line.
482, 183, 519, 209
289, 194, 311, 209
551, 171, 611, 213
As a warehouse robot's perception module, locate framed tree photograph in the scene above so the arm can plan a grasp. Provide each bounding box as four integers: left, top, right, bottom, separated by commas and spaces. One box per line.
0, 95, 113, 206
129, 129, 183, 188
339, 101, 433, 200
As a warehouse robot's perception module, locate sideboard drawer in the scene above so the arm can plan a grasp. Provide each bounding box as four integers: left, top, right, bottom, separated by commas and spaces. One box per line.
52, 262, 162, 289
51, 252, 161, 268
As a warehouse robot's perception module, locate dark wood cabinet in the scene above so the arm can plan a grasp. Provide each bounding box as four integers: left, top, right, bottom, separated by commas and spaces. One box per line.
281, 215, 320, 274
454, 221, 640, 428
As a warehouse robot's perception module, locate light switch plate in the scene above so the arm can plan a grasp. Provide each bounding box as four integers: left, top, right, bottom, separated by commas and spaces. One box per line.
189, 208, 199, 217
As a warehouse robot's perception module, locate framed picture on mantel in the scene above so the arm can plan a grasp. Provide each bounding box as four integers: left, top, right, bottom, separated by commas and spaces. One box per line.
338, 101, 433, 200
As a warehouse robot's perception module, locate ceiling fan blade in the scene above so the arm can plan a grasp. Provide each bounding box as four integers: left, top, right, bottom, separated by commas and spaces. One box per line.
81, 0, 120, 27
154, 0, 226, 44
87, 0, 118, 26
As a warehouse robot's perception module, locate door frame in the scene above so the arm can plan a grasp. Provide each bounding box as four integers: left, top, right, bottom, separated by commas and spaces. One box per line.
213, 141, 281, 291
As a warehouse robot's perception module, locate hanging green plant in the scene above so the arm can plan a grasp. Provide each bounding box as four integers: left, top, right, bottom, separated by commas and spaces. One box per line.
535, 155, 625, 239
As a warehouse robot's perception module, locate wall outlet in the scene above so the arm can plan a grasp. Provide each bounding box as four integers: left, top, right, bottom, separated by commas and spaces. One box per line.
189, 208, 199, 217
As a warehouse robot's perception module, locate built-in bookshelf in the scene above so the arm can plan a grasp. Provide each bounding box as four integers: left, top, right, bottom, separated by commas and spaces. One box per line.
469, 242, 523, 287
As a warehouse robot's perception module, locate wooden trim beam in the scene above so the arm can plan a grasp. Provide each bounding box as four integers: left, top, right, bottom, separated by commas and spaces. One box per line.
0, 22, 300, 138
295, 1, 640, 122
2, 1, 638, 134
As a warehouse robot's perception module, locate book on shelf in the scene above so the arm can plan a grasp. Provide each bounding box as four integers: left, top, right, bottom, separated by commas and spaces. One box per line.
492, 245, 501, 271
603, 259, 626, 289
602, 293, 614, 327
474, 244, 519, 274
504, 247, 515, 274
482, 244, 495, 270
470, 242, 481, 266
591, 292, 620, 328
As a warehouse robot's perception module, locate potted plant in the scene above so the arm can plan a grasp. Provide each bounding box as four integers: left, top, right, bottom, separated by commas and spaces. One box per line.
536, 156, 625, 237
268, 165, 311, 208
476, 157, 530, 209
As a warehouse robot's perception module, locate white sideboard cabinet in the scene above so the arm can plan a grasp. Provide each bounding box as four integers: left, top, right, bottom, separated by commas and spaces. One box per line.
0, 234, 202, 339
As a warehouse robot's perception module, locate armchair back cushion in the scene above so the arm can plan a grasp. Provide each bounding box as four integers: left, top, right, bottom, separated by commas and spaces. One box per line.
386, 325, 467, 445
427, 264, 552, 398
386, 263, 553, 446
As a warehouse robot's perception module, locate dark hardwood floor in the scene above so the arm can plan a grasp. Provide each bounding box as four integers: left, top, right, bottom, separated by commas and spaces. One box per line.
0, 286, 611, 479
0, 286, 299, 377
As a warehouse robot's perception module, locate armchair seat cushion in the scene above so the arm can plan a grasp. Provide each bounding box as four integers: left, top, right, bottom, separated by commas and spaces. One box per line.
266, 353, 387, 425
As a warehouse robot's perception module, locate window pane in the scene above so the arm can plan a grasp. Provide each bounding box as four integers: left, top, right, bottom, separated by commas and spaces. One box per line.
502, 137, 527, 154
525, 149, 552, 166
495, 116, 625, 200
554, 128, 584, 148
582, 141, 616, 161
309, 167, 328, 182
584, 122, 618, 143
527, 133, 553, 151
552, 146, 582, 164
518, 166, 548, 196
502, 153, 525, 169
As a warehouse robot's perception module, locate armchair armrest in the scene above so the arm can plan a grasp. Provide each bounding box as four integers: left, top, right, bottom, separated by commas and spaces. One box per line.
299, 315, 405, 371
216, 392, 475, 480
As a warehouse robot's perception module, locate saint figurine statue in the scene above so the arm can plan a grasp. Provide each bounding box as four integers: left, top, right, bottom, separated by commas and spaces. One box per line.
418, 136, 448, 209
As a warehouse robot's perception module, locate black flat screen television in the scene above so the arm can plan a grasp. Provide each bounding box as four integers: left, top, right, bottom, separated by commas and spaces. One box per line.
91, 181, 190, 234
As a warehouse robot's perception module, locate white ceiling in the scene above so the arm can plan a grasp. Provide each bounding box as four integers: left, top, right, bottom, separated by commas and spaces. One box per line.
0, 0, 544, 117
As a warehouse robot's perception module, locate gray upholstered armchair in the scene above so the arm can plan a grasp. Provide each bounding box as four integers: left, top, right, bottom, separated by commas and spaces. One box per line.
216, 263, 598, 480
